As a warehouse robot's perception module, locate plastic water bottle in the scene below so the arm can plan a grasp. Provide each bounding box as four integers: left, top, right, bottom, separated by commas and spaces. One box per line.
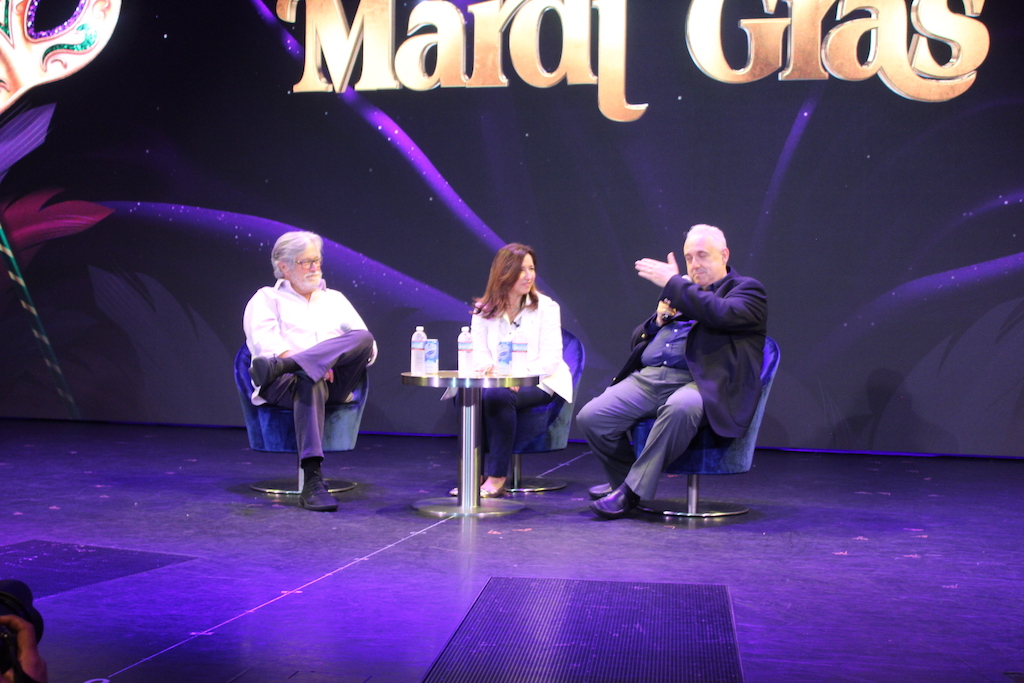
511, 326, 528, 375
457, 327, 473, 376
411, 326, 427, 375
424, 339, 439, 374
496, 334, 513, 375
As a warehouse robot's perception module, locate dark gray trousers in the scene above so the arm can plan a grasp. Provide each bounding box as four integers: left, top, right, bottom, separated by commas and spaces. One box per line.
576, 365, 705, 500
260, 330, 374, 461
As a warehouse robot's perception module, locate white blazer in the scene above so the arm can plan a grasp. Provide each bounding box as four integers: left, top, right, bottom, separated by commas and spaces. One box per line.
469, 293, 573, 403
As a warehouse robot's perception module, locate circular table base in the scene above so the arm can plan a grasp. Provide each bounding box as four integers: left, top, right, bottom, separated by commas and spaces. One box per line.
413, 496, 524, 518
250, 478, 357, 496
638, 500, 749, 518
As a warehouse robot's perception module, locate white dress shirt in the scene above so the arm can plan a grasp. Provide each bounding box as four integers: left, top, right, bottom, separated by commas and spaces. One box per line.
470, 292, 573, 403
242, 278, 377, 404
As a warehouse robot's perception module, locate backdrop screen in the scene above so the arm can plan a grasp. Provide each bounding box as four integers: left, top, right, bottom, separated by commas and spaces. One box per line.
1, 0, 1022, 457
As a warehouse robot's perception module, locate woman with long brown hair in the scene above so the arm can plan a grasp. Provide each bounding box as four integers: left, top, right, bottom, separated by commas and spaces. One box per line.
454, 243, 573, 498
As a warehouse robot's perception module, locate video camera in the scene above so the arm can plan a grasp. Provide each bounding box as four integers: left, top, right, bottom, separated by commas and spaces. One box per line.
0, 580, 44, 678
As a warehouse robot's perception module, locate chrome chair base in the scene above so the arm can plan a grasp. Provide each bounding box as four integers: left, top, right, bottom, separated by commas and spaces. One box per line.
508, 452, 567, 493
250, 478, 356, 495
506, 476, 567, 493
638, 499, 748, 518
637, 473, 748, 517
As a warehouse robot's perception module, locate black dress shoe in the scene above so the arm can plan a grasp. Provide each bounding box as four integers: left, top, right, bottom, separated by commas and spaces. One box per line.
588, 483, 613, 500
300, 473, 338, 512
590, 484, 640, 520
250, 355, 287, 388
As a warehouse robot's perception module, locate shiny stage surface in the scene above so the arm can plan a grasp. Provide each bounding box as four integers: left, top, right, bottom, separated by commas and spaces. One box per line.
1, 418, 1022, 682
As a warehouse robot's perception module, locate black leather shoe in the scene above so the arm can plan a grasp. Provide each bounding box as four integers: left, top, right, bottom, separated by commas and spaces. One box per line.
590, 484, 640, 520
300, 473, 338, 512
250, 355, 286, 388
588, 483, 613, 500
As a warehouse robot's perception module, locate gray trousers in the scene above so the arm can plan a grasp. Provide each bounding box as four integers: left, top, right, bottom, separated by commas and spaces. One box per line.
260, 330, 374, 461
576, 365, 705, 500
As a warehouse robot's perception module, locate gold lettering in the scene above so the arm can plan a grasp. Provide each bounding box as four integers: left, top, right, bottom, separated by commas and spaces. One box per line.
277, 0, 988, 124
466, 0, 527, 87
466, 0, 641, 121
277, 0, 398, 93
779, 0, 836, 80
821, 4, 884, 81
686, 0, 788, 84
909, 0, 988, 81
394, 1, 467, 90
825, 0, 980, 101
593, 0, 646, 121
280, 0, 639, 120
685, 0, 988, 102
508, 0, 596, 88
563, 0, 599, 85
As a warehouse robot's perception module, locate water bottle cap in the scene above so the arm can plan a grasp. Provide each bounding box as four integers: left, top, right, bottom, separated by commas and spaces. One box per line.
415, 326, 424, 330
461, 326, 469, 332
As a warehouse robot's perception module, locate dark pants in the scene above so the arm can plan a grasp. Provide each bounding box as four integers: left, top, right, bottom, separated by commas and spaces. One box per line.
576, 366, 705, 499
480, 386, 558, 478
260, 330, 374, 461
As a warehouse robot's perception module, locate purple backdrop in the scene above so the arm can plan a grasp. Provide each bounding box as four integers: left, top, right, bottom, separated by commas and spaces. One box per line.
2, 0, 1022, 456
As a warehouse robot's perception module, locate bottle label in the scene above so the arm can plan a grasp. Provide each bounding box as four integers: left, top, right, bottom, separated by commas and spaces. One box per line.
424, 339, 439, 372
496, 341, 512, 373
412, 340, 426, 351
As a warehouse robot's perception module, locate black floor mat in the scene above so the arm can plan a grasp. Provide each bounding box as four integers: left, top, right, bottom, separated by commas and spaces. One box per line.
424, 577, 743, 682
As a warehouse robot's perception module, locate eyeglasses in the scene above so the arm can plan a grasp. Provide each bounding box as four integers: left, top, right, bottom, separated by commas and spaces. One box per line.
294, 257, 322, 270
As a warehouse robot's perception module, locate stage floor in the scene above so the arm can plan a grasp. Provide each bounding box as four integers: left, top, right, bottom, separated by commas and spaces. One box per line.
1, 418, 1022, 682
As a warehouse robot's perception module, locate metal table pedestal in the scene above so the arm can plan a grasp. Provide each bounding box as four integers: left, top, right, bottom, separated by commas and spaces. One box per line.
401, 371, 539, 517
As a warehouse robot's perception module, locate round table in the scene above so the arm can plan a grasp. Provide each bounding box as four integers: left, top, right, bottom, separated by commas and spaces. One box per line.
401, 371, 540, 517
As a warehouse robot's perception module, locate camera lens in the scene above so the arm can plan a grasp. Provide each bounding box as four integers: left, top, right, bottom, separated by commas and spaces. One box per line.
0, 624, 15, 673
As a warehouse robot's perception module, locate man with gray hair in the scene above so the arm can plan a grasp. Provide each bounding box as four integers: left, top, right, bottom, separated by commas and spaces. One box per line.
577, 224, 767, 519
243, 231, 376, 512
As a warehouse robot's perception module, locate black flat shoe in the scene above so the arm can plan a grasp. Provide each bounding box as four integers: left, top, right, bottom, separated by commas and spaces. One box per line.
590, 484, 640, 520
588, 483, 613, 500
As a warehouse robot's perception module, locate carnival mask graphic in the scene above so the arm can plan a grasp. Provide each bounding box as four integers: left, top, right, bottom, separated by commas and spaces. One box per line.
0, 0, 121, 113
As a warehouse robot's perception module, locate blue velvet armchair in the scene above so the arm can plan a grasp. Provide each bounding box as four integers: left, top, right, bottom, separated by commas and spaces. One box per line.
630, 336, 780, 517
234, 344, 367, 495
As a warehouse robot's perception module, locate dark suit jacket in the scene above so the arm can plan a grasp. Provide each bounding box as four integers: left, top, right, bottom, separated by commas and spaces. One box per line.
611, 268, 768, 438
